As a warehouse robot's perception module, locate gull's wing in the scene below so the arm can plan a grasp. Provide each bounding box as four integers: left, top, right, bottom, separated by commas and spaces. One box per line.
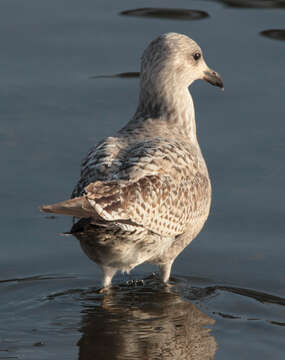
71, 136, 127, 198
50, 138, 210, 237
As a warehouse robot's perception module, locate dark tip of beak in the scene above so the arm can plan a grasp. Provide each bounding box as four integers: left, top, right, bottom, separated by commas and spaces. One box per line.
203, 70, 224, 90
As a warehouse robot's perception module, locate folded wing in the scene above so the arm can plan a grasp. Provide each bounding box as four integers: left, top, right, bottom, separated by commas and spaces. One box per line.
41, 138, 210, 237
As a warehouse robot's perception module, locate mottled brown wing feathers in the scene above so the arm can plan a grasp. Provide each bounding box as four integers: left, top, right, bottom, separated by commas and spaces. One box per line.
84, 170, 210, 237
41, 138, 210, 237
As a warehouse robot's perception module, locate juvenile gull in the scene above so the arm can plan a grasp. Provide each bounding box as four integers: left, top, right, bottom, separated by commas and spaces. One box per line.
41, 33, 223, 287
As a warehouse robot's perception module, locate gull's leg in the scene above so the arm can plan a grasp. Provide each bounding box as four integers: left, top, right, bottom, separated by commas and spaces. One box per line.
159, 260, 174, 283
101, 266, 117, 288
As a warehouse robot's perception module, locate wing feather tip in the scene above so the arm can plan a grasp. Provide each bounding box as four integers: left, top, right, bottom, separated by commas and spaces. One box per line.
40, 204, 53, 213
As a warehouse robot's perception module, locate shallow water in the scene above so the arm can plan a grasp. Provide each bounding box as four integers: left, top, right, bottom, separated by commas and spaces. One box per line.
1, 0, 285, 359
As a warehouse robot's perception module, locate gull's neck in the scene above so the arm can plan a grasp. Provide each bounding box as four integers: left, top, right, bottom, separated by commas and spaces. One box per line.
131, 74, 198, 143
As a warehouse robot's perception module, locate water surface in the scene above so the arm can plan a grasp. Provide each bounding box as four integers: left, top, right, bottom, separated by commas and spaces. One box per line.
1, 0, 285, 359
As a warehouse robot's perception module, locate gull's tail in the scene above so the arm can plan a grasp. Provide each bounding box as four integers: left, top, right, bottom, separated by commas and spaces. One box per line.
40, 196, 94, 218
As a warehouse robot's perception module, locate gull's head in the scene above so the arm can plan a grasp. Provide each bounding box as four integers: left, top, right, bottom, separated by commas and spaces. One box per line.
141, 32, 224, 90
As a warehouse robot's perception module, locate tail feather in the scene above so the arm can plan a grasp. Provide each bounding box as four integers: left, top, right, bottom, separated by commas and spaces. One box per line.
40, 196, 94, 218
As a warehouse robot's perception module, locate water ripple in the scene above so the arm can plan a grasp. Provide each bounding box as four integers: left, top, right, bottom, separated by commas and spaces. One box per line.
260, 29, 285, 41
120, 8, 209, 21
89, 72, 140, 79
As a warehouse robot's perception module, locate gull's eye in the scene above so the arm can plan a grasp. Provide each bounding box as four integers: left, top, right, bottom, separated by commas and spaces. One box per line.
193, 52, 201, 61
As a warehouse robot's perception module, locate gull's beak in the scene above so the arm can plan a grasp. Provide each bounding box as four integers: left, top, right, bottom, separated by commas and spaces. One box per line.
203, 69, 224, 90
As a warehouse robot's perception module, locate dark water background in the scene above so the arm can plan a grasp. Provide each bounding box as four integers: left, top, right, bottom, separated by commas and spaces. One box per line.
1, 0, 285, 359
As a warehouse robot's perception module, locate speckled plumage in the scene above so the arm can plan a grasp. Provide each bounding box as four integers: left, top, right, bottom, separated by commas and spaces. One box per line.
41, 33, 223, 287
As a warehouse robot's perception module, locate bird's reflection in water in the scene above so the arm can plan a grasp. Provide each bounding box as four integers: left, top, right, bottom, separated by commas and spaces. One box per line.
71, 220, 216, 359
77, 279, 217, 360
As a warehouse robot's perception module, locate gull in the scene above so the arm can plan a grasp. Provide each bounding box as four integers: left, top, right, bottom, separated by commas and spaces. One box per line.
41, 33, 223, 288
